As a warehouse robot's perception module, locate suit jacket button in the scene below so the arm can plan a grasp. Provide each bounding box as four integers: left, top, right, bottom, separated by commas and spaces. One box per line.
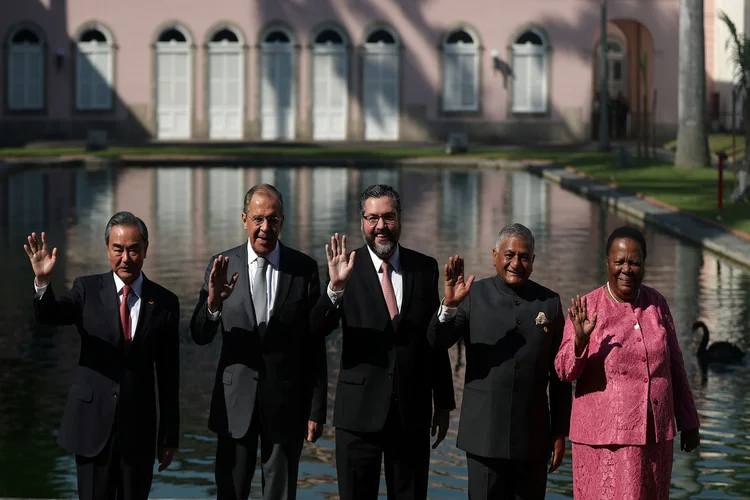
112, 393, 118, 399
516, 318, 521, 325
253, 377, 259, 382
653, 399, 658, 405
511, 410, 516, 416
388, 372, 393, 378
514, 363, 520, 370
515, 301, 520, 306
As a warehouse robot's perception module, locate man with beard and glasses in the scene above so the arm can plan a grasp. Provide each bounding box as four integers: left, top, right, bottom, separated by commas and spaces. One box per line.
427, 223, 572, 500
311, 184, 456, 500
190, 184, 328, 500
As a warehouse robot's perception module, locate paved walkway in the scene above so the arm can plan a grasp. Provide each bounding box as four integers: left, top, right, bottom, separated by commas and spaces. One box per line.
2, 154, 749, 270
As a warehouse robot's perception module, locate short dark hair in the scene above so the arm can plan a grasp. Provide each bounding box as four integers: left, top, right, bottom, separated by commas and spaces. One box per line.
243, 184, 284, 216
104, 211, 149, 245
359, 184, 401, 216
605, 226, 647, 260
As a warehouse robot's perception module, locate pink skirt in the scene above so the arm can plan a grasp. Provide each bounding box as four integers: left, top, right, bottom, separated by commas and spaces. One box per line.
571, 440, 674, 500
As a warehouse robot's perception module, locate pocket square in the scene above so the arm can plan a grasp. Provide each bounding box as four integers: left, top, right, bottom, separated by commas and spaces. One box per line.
535, 312, 549, 325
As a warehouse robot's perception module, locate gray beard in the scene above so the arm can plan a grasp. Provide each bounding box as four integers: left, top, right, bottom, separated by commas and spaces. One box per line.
362, 229, 396, 258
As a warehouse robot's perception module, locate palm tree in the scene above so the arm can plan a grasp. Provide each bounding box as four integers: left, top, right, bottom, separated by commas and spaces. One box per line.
719, 10, 750, 168
675, 0, 711, 168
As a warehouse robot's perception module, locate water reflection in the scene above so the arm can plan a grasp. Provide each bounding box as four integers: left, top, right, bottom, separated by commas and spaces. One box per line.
1, 165, 749, 499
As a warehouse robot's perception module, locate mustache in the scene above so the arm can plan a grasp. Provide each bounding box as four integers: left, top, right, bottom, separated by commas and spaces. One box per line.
373, 229, 392, 237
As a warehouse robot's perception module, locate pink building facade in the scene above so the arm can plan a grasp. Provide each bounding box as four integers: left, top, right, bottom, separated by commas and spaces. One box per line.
0, 0, 679, 146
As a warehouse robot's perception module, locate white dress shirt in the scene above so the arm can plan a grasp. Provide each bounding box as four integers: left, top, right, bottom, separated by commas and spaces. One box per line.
34, 272, 144, 339
327, 245, 402, 311
208, 240, 280, 320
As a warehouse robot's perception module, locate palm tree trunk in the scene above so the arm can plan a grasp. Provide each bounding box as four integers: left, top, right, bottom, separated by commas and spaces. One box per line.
676, 0, 711, 168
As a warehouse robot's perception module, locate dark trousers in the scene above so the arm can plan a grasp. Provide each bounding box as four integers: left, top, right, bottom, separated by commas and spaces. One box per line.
466, 454, 548, 500
335, 394, 431, 500
75, 417, 153, 500
215, 404, 304, 500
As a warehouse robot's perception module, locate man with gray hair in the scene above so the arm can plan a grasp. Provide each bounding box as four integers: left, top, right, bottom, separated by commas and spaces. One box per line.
24, 211, 180, 500
190, 183, 328, 500
427, 223, 572, 500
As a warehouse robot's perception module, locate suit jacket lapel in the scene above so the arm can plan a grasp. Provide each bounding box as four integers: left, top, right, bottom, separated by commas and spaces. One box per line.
272, 243, 292, 316
133, 275, 155, 341
398, 248, 415, 323
236, 244, 258, 330
100, 273, 122, 345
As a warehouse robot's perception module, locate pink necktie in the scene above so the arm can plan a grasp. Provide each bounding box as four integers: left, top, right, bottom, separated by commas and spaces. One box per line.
120, 285, 132, 342
380, 261, 399, 320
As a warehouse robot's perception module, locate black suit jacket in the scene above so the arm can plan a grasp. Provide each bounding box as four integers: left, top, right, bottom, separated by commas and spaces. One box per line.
33, 273, 180, 462
311, 245, 456, 433
428, 276, 572, 460
190, 242, 327, 444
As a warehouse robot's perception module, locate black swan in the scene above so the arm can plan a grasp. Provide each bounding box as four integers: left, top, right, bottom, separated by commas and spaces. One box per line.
695, 321, 745, 364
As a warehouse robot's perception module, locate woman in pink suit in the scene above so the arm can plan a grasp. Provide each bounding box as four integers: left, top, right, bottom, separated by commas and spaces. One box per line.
555, 226, 700, 499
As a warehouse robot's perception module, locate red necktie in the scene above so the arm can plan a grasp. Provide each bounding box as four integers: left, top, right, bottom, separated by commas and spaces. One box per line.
380, 261, 399, 320
120, 285, 132, 342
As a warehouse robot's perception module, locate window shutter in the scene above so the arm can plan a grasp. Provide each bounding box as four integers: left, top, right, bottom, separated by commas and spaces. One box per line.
460, 52, 477, 109
512, 52, 530, 112
443, 52, 459, 110
530, 52, 546, 112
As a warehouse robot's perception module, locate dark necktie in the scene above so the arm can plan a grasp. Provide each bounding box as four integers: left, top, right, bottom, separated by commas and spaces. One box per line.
120, 285, 132, 342
253, 257, 268, 332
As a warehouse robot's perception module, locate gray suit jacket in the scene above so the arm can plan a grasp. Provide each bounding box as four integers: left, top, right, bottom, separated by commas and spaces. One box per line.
190, 242, 327, 443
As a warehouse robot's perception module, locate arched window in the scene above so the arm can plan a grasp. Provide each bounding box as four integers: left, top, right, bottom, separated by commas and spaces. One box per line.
511, 28, 549, 113
312, 27, 348, 140
363, 27, 400, 140
76, 26, 114, 110
207, 25, 244, 139
260, 27, 296, 140
7, 27, 45, 110
155, 25, 192, 139
442, 28, 479, 112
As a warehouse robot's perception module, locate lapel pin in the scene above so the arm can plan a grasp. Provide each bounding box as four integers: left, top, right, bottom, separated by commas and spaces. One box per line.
148, 300, 155, 305
544, 326, 548, 332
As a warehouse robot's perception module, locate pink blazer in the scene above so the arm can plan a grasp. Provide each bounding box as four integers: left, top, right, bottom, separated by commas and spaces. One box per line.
555, 285, 700, 446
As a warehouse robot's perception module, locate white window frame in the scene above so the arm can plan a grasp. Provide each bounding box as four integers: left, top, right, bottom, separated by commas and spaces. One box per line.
207, 26, 245, 140
511, 29, 548, 114
155, 26, 193, 140
7, 27, 45, 111
76, 25, 114, 111
259, 27, 296, 140
311, 28, 349, 140
442, 30, 479, 112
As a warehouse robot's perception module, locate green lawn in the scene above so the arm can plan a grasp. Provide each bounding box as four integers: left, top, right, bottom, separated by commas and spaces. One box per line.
664, 133, 748, 160
1, 145, 747, 234
568, 157, 750, 235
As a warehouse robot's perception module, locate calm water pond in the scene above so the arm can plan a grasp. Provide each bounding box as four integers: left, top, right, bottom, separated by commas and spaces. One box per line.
0, 165, 749, 499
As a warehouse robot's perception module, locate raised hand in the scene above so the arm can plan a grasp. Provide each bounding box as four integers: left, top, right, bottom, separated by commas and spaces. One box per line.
326, 233, 355, 292
24, 232, 57, 287
207, 255, 239, 312
569, 295, 597, 351
444, 255, 475, 308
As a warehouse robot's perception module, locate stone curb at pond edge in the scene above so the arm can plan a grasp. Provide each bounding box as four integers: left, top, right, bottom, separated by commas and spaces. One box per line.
1, 155, 749, 270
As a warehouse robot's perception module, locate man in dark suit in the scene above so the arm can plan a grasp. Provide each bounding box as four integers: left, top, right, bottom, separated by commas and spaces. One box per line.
311, 184, 456, 500
427, 223, 572, 500
190, 184, 327, 500
24, 211, 180, 500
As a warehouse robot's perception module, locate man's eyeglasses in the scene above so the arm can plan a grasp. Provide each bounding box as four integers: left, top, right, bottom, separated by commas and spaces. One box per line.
248, 215, 283, 228
362, 213, 398, 227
